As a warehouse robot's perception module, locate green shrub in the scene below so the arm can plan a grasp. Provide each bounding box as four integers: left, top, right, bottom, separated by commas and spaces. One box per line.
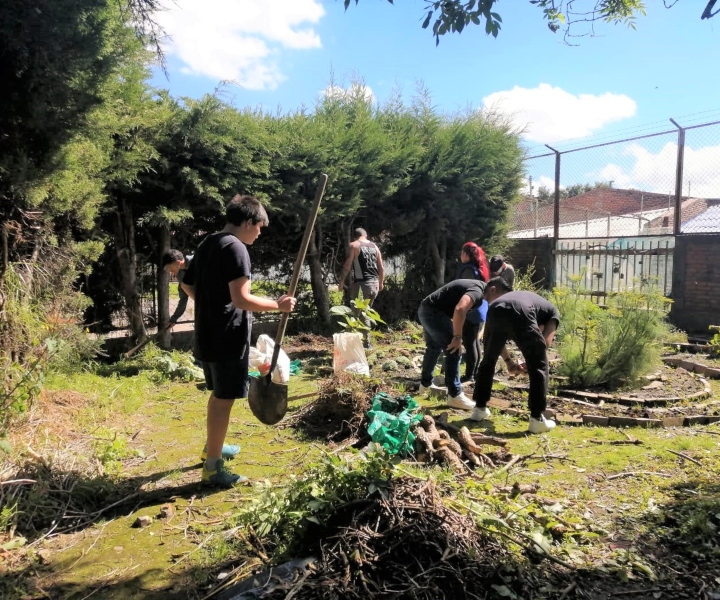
552, 281, 672, 389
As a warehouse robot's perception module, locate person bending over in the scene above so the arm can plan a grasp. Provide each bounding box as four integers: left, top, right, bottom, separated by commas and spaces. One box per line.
417, 279, 486, 411
470, 278, 559, 434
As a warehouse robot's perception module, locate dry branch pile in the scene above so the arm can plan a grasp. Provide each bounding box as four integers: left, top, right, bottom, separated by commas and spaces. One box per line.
283, 374, 388, 443
241, 477, 529, 600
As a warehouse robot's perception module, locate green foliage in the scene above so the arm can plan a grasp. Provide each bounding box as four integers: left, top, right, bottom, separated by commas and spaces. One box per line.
330, 292, 386, 333
346, 0, 655, 42
513, 261, 543, 293
708, 326, 720, 357
552, 280, 673, 388
93, 427, 143, 472
0, 250, 101, 433
97, 345, 203, 383
236, 447, 398, 557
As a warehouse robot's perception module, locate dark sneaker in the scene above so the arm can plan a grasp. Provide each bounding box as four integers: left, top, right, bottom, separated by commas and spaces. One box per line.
200, 443, 241, 462
201, 459, 247, 488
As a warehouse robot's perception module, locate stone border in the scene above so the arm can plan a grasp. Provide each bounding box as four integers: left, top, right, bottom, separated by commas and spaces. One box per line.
662, 356, 720, 378
425, 364, 717, 429
556, 377, 712, 406
486, 397, 720, 429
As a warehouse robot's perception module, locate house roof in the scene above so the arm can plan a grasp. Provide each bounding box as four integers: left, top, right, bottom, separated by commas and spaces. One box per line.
512, 187, 693, 234
682, 204, 720, 233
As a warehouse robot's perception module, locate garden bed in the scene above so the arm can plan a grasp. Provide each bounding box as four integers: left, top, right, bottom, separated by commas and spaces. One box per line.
485, 362, 719, 428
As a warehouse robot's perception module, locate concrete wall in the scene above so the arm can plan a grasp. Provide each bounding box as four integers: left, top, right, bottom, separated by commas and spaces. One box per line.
670, 234, 720, 335
505, 238, 555, 289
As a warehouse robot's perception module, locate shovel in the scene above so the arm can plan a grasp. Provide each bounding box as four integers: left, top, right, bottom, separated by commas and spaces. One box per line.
247, 173, 328, 425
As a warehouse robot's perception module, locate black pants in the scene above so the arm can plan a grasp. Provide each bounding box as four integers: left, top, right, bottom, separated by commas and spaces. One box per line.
461, 319, 481, 379
472, 305, 549, 418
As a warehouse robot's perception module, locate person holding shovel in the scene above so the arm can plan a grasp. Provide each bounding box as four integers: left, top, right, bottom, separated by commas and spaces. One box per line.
182, 195, 296, 488
470, 277, 559, 434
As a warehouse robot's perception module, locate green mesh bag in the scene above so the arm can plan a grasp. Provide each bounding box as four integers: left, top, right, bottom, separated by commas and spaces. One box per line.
366, 392, 422, 456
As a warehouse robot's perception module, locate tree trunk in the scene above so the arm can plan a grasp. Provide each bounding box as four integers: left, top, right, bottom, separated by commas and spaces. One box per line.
428, 231, 446, 289
156, 226, 171, 349
308, 226, 330, 326
114, 197, 147, 342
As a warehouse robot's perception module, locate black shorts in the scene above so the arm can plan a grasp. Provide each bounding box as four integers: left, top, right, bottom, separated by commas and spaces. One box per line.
202, 354, 250, 400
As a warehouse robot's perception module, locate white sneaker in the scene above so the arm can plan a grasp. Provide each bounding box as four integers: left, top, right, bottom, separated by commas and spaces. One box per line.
447, 392, 475, 410
528, 416, 556, 434
470, 406, 491, 422
419, 383, 445, 396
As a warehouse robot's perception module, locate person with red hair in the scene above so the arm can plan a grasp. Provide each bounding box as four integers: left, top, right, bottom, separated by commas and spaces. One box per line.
454, 242, 490, 381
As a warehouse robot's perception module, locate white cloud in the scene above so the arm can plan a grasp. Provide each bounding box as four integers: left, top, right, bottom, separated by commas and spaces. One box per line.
531, 175, 560, 195
482, 83, 636, 144
599, 142, 720, 198
158, 0, 325, 90
322, 83, 375, 104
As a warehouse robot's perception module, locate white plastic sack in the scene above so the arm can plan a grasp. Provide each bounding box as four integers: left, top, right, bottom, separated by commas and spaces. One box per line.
249, 334, 291, 384
333, 332, 369, 376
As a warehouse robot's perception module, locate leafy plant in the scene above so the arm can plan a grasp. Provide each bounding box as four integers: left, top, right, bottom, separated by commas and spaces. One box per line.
93, 427, 143, 472
330, 292, 386, 334
513, 260, 543, 293
236, 446, 398, 558
552, 279, 672, 388
708, 326, 720, 357
96, 345, 204, 382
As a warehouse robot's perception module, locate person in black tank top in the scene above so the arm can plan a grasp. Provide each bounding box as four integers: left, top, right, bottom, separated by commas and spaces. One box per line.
338, 228, 385, 346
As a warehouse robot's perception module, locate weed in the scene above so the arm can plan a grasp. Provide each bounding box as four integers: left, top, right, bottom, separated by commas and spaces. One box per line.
709, 325, 720, 357
93, 427, 142, 472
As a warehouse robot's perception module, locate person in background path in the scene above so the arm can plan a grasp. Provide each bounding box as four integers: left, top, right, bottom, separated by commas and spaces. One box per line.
454, 242, 490, 382
182, 195, 297, 488
470, 278, 559, 434
162, 250, 193, 330
417, 279, 487, 412
489, 255, 516, 289
338, 228, 385, 345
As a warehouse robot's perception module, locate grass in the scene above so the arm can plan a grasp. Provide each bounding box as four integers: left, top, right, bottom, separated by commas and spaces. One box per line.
0, 335, 719, 599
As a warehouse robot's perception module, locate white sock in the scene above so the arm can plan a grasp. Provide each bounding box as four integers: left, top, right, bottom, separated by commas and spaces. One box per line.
204, 457, 220, 471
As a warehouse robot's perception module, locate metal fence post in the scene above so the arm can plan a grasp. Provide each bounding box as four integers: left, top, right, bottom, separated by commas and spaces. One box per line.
545, 144, 561, 287
670, 118, 686, 235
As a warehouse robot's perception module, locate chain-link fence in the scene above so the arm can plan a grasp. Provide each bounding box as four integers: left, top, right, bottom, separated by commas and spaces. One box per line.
517, 120, 720, 239
681, 121, 720, 233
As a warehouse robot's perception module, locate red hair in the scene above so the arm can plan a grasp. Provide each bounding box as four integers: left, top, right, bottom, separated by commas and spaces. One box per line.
462, 242, 490, 282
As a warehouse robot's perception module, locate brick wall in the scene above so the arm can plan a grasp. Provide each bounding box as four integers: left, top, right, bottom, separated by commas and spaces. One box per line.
505, 238, 555, 290
670, 234, 720, 335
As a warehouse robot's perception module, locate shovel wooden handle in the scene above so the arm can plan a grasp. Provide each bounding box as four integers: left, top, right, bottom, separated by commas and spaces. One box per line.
267, 174, 328, 374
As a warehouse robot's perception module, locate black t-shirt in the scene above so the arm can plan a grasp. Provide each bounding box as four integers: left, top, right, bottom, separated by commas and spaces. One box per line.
422, 279, 486, 318
489, 290, 560, 328
183, 232, 252, 362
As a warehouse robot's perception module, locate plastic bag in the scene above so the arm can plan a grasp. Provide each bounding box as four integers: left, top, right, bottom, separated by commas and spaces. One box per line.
332, 332, 369, 376
366, 392, 422, 457
249, 334, 291, 384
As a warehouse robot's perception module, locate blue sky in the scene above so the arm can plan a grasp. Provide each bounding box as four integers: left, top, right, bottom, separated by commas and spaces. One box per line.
150, 0, 720, 196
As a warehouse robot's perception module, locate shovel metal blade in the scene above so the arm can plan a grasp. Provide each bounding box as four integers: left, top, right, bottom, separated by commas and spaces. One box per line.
247, 375, 288, 425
